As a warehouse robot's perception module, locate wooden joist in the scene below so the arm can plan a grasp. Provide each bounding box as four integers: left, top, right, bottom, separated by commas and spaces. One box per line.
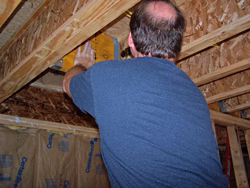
0, 0, 22, 28
0, 0, 140, 103
0, 114, 99, 137
210, 110, 250, 129
206, 85, 250, 104
179, 13, 250, 61
193, 58, 250, 87
227, 126, 249, 188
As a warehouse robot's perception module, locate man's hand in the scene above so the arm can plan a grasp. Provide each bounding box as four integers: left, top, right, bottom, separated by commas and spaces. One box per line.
63, 41, 95, 98
74, 41, 95, 69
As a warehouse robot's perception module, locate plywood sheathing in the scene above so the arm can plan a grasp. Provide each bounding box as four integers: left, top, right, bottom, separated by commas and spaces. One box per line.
177, 0, 250, 113
0, 85, 98, 128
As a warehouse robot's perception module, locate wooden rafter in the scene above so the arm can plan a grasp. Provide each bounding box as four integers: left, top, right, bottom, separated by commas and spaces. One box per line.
193, 58, 250, 87
226, 103, 250, 113
178, 13, 250, 61
0, 0, 140, 103
206, 85, 250, 104
0, 0, 22, 28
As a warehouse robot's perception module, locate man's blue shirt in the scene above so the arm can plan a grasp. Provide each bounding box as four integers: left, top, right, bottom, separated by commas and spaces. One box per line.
70, 57, 228, 187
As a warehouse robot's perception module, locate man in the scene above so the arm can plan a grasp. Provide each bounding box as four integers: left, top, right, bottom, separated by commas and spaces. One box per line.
63, 0, 228, 187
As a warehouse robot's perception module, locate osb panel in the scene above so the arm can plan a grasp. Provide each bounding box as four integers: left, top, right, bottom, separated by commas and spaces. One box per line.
180, 0, 250, 45
0, 86, 98, 128
0, 0, 90, 81
177, 0, 250, 109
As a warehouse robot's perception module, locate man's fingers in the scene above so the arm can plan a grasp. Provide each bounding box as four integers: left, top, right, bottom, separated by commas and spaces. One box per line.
77, 46, 81, 55
90, 48, 95, 62
83, 41, 92, 54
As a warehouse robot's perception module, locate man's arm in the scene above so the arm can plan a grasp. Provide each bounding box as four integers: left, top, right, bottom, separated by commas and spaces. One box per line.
63, 41, 95, 98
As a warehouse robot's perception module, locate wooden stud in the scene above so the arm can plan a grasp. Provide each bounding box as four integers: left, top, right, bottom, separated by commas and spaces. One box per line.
245, 130, 250, 161
227, 126, 249, 188
0, 114, 100, 137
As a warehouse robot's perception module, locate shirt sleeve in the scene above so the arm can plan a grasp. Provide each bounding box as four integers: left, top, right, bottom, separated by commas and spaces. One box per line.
69, 68, 95, 117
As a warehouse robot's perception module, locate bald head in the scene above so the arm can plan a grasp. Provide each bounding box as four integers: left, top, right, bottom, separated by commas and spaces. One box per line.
129, 0, 186, 60
146, 1, 177, 21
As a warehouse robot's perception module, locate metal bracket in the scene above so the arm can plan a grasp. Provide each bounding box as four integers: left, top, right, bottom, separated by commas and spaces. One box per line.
51, 58, 63, 70
111, 37, 120, 60
240, 110, 248, 119
218, 101, 227, 113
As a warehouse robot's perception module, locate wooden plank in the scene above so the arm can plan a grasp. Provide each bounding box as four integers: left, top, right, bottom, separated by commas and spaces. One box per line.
0, 0, 140, 103
227, 126, 249, 188
0, 0, 22, 28
0, 114, 99, 137
245, 130, 250, 161
210, 110, 250, 129
193, 58, 250, 86
226, 102, 250, 113
206, 85, 250, 104
178, 13, 250, 61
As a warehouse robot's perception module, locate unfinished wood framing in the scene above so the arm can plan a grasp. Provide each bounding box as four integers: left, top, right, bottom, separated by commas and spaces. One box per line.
210, 110, 250, 129
227, 126, 249, 188
226, 103, 250, 113
178, 14, 250, 61
0, 0, 140, 103
206, 85, 250, 104
0, 114, 99, 137
245, 130, 250, 161
0, 0, 22, 28
193, 58, 250, 87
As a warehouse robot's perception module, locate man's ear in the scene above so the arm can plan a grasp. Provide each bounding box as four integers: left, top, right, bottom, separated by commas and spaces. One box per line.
128, 32, 134, 48
128, 32, 137, 57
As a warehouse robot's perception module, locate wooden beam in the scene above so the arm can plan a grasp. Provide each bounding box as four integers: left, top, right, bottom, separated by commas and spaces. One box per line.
206, 85, 250, 104
179, 14, 250, 60
227, 126, 249, 188
226, 103, 250, 113
0, 0, 140, 103
193, 58, 250, 86
0, 0, 22, 28
0, 114, 99, 137
210, 110, 250, 129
